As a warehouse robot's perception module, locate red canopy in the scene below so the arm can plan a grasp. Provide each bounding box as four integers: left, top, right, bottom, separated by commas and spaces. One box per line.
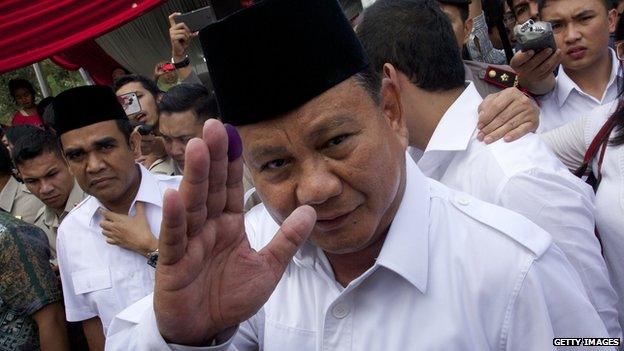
0, 0, 165, 76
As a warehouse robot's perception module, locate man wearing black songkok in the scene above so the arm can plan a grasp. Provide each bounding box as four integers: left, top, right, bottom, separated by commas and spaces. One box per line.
52, 85, 181, 349
107, 0, 610, 349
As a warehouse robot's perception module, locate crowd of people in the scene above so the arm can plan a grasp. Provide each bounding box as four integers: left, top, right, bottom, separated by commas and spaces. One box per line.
2, 0, 624, 349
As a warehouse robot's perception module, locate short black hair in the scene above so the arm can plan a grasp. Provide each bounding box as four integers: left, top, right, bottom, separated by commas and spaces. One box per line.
538, 0, 611, 12
158, 84, 220, 122
41, 105, 55, 132
113, 74, 161, 98
5, 125, 40, 147
8, 79, 36, 101
357, 0, 465, 93
438, 1, 470, 21
12, 128, 62, 167
0, 143, 12, 175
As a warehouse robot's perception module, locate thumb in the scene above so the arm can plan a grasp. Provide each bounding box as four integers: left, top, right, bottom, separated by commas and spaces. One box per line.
135, 201, 146, 216
260, 205, 316, 273
168, 12, 181, 27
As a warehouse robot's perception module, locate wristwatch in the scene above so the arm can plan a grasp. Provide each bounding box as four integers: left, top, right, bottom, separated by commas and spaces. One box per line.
146, 248, 159, 268
171, 55, 190, 69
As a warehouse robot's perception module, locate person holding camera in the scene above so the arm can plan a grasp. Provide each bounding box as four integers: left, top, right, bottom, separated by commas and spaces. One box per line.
531, 0, 619, 132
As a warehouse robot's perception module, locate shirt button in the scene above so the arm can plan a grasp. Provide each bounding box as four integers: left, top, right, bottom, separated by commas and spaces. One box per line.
331, 303, 350, 319
457, 196, 470, 206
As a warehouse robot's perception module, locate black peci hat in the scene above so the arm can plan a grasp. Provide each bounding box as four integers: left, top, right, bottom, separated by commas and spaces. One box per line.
53, 85, 128, 136
199, 0, 369, 126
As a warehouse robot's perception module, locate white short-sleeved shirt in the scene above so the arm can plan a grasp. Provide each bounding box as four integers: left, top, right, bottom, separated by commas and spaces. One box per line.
105, 158, 612, 351
410, 83, 620, 338
537, 49, 621, 133
57, 165, 181, 333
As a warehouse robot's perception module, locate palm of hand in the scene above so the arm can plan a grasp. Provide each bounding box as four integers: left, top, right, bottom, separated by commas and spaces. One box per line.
153, 121, 316, 346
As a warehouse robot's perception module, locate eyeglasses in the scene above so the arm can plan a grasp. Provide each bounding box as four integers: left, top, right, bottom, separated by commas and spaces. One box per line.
616, 41, 624, 61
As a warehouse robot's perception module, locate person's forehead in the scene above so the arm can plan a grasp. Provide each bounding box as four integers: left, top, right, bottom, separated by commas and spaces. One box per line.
541, 0, 606, 16
14, 88, 31, 95
240, 79, 373, 145
116, 81, 149, 96
19, 151, 60, 175
60, 120, 123, 149
159, 111, 201, 133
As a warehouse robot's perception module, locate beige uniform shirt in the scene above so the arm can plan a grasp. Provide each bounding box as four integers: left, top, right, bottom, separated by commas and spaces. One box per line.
0, 176, 44, 224
148, 156, 181, 176
33, 182, 87, 257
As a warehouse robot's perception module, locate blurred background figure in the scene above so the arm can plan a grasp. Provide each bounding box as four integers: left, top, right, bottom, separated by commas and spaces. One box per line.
7, 78, 43, 127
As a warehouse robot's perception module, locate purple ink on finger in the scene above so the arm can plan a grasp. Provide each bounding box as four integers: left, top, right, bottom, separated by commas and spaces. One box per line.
225, 124, 242, 161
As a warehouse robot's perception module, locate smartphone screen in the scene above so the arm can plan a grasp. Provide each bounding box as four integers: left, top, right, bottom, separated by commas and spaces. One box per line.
118, 92, 141, 116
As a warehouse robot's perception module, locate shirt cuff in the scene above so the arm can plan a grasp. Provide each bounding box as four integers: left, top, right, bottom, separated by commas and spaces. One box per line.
170, 326, 239, 351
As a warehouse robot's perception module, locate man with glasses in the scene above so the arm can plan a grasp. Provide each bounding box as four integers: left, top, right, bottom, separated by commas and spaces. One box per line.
507, 0, 539, 23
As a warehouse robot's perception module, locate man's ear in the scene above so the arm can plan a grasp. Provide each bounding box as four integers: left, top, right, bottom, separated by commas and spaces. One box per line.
463, 18, 474, 44
608, 9, 618, 33
156, 92, 164, 103
380, 63, 408, 149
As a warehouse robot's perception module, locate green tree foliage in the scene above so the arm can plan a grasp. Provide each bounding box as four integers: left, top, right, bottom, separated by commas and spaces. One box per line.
0, 60, 84, 125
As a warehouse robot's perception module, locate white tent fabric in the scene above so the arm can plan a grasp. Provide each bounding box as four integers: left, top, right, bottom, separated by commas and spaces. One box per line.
96, 0, 210, 78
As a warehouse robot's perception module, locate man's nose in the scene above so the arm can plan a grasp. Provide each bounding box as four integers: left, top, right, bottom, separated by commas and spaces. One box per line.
295, 160, 342, 206
86, 153, 106, 174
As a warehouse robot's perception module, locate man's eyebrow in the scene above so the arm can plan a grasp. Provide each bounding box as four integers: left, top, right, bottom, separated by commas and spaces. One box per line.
94, 137, 117, 148
249, 146, 289, 161
572, 10, 596, 20
307, 116, 353, 141
64, 147, 84, 156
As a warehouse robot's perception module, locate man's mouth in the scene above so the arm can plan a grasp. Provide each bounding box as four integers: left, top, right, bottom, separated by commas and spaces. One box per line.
315, 206, 360, 231
567, 46, 587, 60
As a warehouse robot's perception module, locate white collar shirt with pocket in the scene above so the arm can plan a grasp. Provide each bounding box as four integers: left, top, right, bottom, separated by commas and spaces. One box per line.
105, 158, 611, 351
537, 48, 621, 133
57, 165, 181, 333
411, 83, 620, 339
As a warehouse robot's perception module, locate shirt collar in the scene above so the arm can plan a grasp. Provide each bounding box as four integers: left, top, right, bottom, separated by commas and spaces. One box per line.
424, 83, 480, 154
86, 164, 164, 226
375, 156, 431, 292
292, 155, 432, 293
555, 48, 620, 107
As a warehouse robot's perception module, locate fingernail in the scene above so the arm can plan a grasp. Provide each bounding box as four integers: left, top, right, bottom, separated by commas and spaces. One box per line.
477, 122, 484, 129
484, 136, 493, 144
225, 124, 242, 161
504, 135, 512, 142
477, 132, 484, 141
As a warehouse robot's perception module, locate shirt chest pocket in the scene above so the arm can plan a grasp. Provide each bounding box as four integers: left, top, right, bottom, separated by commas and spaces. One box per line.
263, 318, 316, 351
71, 268, 119, 316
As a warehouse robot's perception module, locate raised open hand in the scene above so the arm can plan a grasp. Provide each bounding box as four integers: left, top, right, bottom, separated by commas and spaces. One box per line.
154, 120, 317, 346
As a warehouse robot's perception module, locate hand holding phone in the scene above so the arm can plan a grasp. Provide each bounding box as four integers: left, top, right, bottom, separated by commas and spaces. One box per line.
118, 92, 141, 116
172, 6, 215, 33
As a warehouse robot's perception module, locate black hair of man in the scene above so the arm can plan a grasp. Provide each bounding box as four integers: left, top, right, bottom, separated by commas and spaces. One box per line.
5, 125, 40, 147
8, 79, 36, 101
158, 84, 220, 122
537, 0, 611, 12
41, 105, 55, 132
12, 128, 62, 167
112, 74, 161, 98
356, 0, 466, 93
0, 143, 12, 176
438, 0, 470, 21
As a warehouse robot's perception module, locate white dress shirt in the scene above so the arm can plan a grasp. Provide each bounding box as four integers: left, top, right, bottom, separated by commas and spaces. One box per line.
537, 49, 621, 133
105, 158, 612, 350
542, 100, 624, 330
57, 165, 181, 333
411, 83, 620, 338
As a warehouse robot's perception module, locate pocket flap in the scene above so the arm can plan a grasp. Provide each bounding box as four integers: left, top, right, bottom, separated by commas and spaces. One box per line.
72, 268, 112, 295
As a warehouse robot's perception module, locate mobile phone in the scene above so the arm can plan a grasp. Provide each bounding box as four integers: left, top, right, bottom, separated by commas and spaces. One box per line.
118, 92, 141, 116
514, 20, 557, 53
173, 6, 216, 33
160, 63, 176, 72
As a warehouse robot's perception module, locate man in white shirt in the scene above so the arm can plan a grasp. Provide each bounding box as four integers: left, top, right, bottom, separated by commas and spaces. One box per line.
53, 86, 181, 350
105, 0, 612, 349
357, 0, 620, 337
535, 0, 620, 132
